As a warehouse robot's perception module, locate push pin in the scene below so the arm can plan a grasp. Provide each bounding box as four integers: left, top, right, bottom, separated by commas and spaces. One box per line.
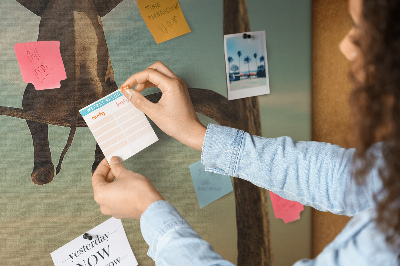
242, 33, 252, 39
83, 233, 93, 240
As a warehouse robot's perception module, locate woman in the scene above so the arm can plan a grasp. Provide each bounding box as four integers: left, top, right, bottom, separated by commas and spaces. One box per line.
91, 0, 400, 264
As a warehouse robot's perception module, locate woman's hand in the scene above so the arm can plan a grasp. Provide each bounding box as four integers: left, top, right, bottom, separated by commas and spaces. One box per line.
91, 157, 164, 220
120, 61, 207, 152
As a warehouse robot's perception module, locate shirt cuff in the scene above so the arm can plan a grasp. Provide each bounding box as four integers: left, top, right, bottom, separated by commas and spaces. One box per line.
201, 123, 244, 177
140, 200, 191, 260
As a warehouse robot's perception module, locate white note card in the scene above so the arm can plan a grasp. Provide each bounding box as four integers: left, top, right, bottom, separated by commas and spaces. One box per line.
80, 90, 158, 162
51, 218, 138, 266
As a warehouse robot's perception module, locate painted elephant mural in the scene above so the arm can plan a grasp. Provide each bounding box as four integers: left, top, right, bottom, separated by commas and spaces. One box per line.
8, 0, 123, 184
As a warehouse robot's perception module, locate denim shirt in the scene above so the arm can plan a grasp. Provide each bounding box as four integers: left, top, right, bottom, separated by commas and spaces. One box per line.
140, 124, 399, 265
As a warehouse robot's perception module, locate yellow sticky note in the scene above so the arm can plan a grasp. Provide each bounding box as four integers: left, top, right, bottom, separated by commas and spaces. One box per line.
137, 0, 191, 44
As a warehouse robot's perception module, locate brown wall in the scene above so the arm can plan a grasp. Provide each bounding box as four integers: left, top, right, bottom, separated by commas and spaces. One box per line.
312, 0, 354, 257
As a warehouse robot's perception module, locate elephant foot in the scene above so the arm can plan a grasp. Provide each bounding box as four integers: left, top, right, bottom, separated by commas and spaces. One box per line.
31, 162, 54, 185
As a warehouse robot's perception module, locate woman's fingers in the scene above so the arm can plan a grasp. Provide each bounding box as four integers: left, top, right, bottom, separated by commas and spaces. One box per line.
147, 61, 178, 79
121, 61, 180, 91
120, 66, 181, 117
121, 68, 175, 94
92, 158, 110, 188
135, 81, 157, 92
105, 168, 116, 183
121, 88, 158, 118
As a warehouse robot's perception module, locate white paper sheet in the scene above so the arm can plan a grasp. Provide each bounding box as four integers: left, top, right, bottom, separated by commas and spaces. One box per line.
51, 218, 137, 266
80, 90, 158, 162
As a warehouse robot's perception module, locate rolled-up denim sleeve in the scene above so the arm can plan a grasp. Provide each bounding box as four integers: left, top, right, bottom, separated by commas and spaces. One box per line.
140, 200, 235, 265
201, 124, 383, 216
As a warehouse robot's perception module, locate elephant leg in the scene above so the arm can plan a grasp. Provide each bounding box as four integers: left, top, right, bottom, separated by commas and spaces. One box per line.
26, 120, 54, 185
92, 143, 104, 174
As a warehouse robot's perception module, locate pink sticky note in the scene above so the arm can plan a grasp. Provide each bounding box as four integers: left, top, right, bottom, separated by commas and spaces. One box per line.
269, 191, 304, 223
14, 41, 67, 90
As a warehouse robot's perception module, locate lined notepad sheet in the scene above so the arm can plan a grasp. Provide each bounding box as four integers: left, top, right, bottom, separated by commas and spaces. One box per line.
80, 90, 158, 162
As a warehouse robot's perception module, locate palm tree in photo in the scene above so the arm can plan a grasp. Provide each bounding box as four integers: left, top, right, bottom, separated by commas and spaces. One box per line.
253, 53, 257, 74
228, 56, 234, 73
260, 55, 265, 70
237, 51, 242, 78
258, 56, 267, 77
244, 56, 251, 78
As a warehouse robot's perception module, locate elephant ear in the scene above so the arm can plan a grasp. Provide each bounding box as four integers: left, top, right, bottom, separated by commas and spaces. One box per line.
16, 0, 51, 16
91, 0, 124, 17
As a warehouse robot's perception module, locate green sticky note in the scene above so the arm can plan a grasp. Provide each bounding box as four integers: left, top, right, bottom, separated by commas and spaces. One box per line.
189, 160, 233, 208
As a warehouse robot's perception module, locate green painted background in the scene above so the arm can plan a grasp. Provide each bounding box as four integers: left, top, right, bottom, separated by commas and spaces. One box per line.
0, 0, 311, 265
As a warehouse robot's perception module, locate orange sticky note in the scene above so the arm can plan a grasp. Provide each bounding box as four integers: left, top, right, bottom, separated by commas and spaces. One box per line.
14, 41, 67, 90
269, 191, 304, 223
137, 0, 191, 44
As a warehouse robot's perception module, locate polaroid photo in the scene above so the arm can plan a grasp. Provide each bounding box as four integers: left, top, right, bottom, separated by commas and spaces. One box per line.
224, 30, 270, 100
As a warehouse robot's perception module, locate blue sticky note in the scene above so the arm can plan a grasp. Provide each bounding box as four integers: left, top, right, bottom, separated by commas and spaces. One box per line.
189, 161, 234, 208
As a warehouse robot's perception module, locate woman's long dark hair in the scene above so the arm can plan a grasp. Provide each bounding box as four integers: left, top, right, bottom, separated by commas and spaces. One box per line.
350, 0, 400, 252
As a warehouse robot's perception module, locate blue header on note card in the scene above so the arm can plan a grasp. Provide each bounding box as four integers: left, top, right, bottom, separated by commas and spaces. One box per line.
80, 91, 123, 117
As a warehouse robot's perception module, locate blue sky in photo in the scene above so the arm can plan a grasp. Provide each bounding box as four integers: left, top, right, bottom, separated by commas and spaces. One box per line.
226, 32, 266, 73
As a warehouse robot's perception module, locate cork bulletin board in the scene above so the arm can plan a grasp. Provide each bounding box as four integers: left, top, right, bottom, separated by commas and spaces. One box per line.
312, 0, 353, 257
0, 1, 311, 265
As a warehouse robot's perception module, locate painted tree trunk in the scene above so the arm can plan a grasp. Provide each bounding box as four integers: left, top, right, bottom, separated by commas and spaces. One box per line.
223, 0, 274, 265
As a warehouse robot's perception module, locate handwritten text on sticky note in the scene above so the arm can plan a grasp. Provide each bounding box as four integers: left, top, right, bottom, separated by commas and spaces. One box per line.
137, 0, 191, 44
14, 41, 67, 90
51, 218, 138, 266
189, 161, 233, 208
269, 191, 304, 223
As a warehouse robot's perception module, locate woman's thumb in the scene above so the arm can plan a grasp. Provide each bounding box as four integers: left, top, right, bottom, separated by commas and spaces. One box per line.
123, 89, 153, 115
109, 156, 128, 178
